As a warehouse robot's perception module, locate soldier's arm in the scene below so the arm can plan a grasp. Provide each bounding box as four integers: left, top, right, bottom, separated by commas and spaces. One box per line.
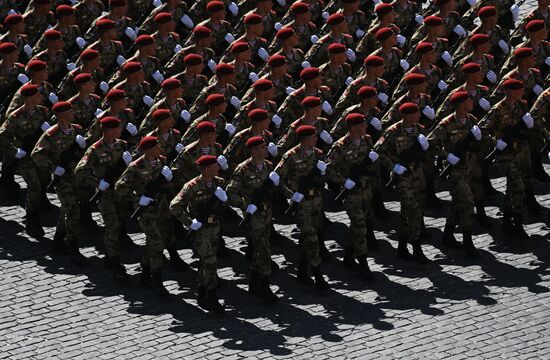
273, 153, 294, 198
0, 115, 17, 153
325, 143, 346, 186
169, 183, 194, 227
427, 121, 448, 157
30, 132, 54, 173
375, 131, 396, 170
114, 165, 140, 204
226, 168, 247, 211
74, 147, 99, 189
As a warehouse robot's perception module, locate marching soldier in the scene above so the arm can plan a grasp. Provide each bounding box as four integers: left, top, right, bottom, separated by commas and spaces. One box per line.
370, 27, 407, 80
184, 93, 233, 145
152, 12, 182, 65
241, 54, 294, 105
32, 29, 68, 86
356, 3, 400, 59
23, 0, 56, 44
193, 1, 234, 56
58, 49, 106, 101
111, 62, 154, 116
74, 0, 105, 31
318, 43, 353, 98
166, 25, 216, 78
140, 78, 188, 136
227, 41, 257, 92
110, 35, 161, 87
68, 73, 102, 130
190, 62, 239, 118
305, 13, 354, 68
35, 5, 82, 56
230, 13, 269, 67
233, 79, 279, 134
86, 19, 126, 77
0, 14, 31, 61
277, 2, 318, 55
271, 27, 307, 80
171, 54, 210, 105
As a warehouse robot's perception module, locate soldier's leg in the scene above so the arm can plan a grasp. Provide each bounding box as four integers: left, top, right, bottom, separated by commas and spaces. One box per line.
19, 161, 44, 237
0, 150, 20, 195
194, 224, 224, 313
250, 211, 277, 302
159, 197, 186, 270
500, 157, 528, 239
56, 179, 84, 264
396, 176, 415, 259
470, 159, 491, 227
522, 145, 544, 212
98, 191, 127, 279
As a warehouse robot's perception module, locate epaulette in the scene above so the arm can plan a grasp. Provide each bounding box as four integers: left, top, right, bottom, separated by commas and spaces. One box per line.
91, 93, 101, 101
314, 147, 323, 156
417, 123, 425, 129
159, 155, 167, 162
123, 108, 134, 115
46, 124, 59, 135
479, 85, 489, 92
320, 34, 331, 43
320, 85, 331, 92
484, 54, 494, 60
91, 139, 102, 149
172, 128, 181, 135
177, 98, 186, 106
531, 67, 541, 74
343, 34, 353, 40
387, 123, 400, 132
72, 123, 83, 131
170, 32, 180, 39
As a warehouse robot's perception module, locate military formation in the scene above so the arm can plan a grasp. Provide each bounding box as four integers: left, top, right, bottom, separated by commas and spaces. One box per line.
0, 0, 549, 315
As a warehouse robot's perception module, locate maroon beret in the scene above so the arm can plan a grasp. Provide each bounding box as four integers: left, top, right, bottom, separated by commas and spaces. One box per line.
327, 13, 345, 25
139, 136, 158, 150
300, 67, 320, 81
364, 55, 384, 66
96, 19, 116, 31
357, 86, 377, 98
415, 42, 434, 55
462, 62, 481, 74
514, 47, 533, 59
74, 73, 93, 85
136, 34, 154, 46
4, 14, 23, 27
502, 79, 523, 90
27, 59, 48, 72
450, 91, 469, 104
248, 109, 269, 122
195, 154, 218, 166
470, 33, 490, 46
346, 113, 366, 126
375, 27, 394, 41
478, 6, 497, 19
399, 102, 419, 114
56, 5, 75, 17
424, 15, 443, 27
205, 93, 225, 107
206, 1, 225, 13
154, 12, 173, 24
193, 25, 212, 39
153, 109, 172, 123
301, 96, 321, 108
276, 27, 294, 40
184, 53, 203, 66
216, 63, 234, 76
268, 54, 286, 67
80, 49, 99, 61
404, 73, 426, 85
291, 2, 310, 14
106, 89, 126, 102
246, 136, 265, 148
375, 3, 393, 16
296, 125, 316, 138
100, 116, 121, 129
244, 13, 263, 25
526, 20, 545, 33
231, 41, 250, 54
21, 84, 39, 97
197, 121, 216, 133
44, 29, 62, 41
161, 78, 181, 90
123, 61, 142, 74
328, 43, 346, 54
253, 79, 273, 91
0, 42, 17, 54
52, 101, 72, 113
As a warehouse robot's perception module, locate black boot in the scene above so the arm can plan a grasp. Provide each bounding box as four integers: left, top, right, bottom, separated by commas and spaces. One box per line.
441, 222, 461, 249
205, 289, 225, 314
217, 234, 228, 257
140, 264, 152, 287
343, 246, 359, 271
312, 266, 330, 291
420, 217, 431, 240
111, 255, 128, 280
25, 208, 44, 238
0, 160, 20, 197
297, 257, 314, 285
482, 163, 499, 196
79, 203, 98, 233
103, 255, 113, 269
245, 237, 253, 262
270, 225, 286, 245
525, 188, 544, 213
462, 231, 478, 258
475, 202, 491, 228
249, 270, 259, 295
151, 271, 170, 299
197, 285, 206, 308
412, 237, 430, 264
258, 276, 278, 303
40, 190, 55, 211
357, 255, 373, 282
366, 219, 378, 250
68, 239, 88, 267
531, 152, 550, 183
512, 213, 530, 241
51, 226, 67, 253
425, 180, 442, 207
501, 210, 515, 233
167, 245, 187, 271
397, 235, 413, 261
372, 189, 390, 217
119, 221, 137, 249
318, 231, 331, 262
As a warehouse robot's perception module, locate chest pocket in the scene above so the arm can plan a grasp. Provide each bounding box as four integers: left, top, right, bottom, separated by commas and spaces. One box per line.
343, 149, 359, 163
247, 172, 265, 189
98, 152, 112, 165
395, 135, 409, 154
449, 129, 464, 145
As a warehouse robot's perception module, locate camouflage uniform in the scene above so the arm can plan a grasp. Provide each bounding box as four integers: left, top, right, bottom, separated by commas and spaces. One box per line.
437, 84, 491, 119
86, 40, 125, 76
277, 117, 332, 155
224, 128, 275, 170
112, 80, 153, 115
110, 55, 161, 86
305, 33, 355, 67
190, 82, 238, 117
319, 61, 353, 95
182, 112, 228, 144
35, 24, 82, 54
7, 81, 56, 118
58, 67, 106, 100
32, 50, 68, 85
165, 45, 216, 77
68, 93, 103, 129
172, 140, 224, 191
334, 77, 388, 117
273, 48, 306, 78
139, 98, 187, 136
233, 99, 279, 133
87, 109, 137, 145
277, 85, 333, 131
75, 0, 105, 31
152, 31, 182, 64
173, 73, 210, 105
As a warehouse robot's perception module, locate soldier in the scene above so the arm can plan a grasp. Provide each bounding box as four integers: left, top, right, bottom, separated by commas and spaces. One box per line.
242, 54, 294, 105
23, 0, 55, 44
190, 62, 239, 118
482, 79, 538, 240
0, 14, 31, 61
193, 1, 234, 56
335, 0, 369, 42
115, 136, 176, 298
74, 0, 105, 31
74, 116, 133, 279
86, 19, 125, 77
370, 27, 407, 80
152, 12, 182, 65
274, 125, 330, 291
376, 102, 431, 264
233, 79, 279, 134
68, 73, 102, 130
238, 0, 278, 40
326, 113, 378, 280
408, 16, 451, 73
305, 13, 354, 68
271, 27, 307, 80
31, 101, 88, 264
86, 0, 135, 48
392, 0, 421, 34
230, 13, 269, 67
111, 62, 154, 116
172, 54, 209, 105
58, 49, 106, 101
0, 84, 51, 237
166, 26, 216, 78
140, 78, 188, 136
170, 155, 228, 314
184, 93, 233, 145
227, 136, 280, 302
505, 20, 550, 74
227, 41, 256, 91
276, 2, 318, 55
411, 0, 464, 47
32, 29, 68, 86
140, 0, 190, 36
110, 35, 162, 87
319, 43, 353, 99
428, 92, 485, 257
512, 0, 550, 45
35, 5, 83, 56
356, 3, 400, 59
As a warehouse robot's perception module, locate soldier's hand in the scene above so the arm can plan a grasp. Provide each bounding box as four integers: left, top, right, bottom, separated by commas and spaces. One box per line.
245, 204, 257, 215
76, 37, 87, 49
400, 59, 410, 71
453, 25, 467, 38
230, 96, 241, 110
368, 150, 379, 162
321, 101, 333, 115
180, 110, 191, 123
228, 1, 239, 16
216, 155, 229, 170
496, 139, 507, 151
274, 22, 283, 31
291, 192, 304, 203
48, 92, 59, 104
75, 135, 86, 149
533, 84, 543, 96
224, 123, 236, 136
161, 166, 173, 181
396, 35, 406, 48
125, 27, 137, 41
344, 178, 356, 190
447, 153, 460, 165
175, 142, 184, 154
180, 14, 194, 29
15, 148, 26, 159
441, 51, 453, 66
509, 4, 519, 22
310, 35, 319, 44
522, 113, 534, 128
302, 60, 312, 68
214, 186, 228, 202
117, 55, 127, 66
67, 62, 77, 71
153, 0, 162, 7
190, 218, 203, 230
139, 195, 154, 206
126, 122, 138, 136
98, 179, 110, 191
269, 171, 280, 186
546, 57, 550, 67
258, 47, 269, 62
486, 70, 497, 84
267, 142, 278, 157
208, 59, 217, 72
142, 95, 154, 107
370, 117, 382, 131
415, 14, 424, 24
272, 114, 283, 128
285, 86, 295, 95
479, 98, 490, 111
277, 0, 286, 6
23, 44, 33, 58
345, 49, 356, 62
498, 39, 509, 54
122, 151, 132, 165
466, 0, 476, 6
470, 125, 482, 141
174, 44, 183, 54
377, 92, 389, 104
320, 130, 333, 145
355, 28, 365, 38
249, 72, 259, 83
345, 76, 354, 86
41, 121, 51, 132
17, 73, 29, 84
316, 160, 327, 175
437, 80, 448, 91
417, 134, 429, 151
152, 70, 164, 84
53, 166, 66, 176
99, 81, 109, 94
422, 106, 435, 120
224, 33, 235, 44
393, 163, 406, 175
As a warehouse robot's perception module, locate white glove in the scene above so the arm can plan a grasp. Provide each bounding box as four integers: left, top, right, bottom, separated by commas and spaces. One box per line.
546, 57, 550, 67
217, 155, 229, 170
370, 117, 382, 131
161, 165, 173, 181
437, 80, 448, 91
393, 163, 406, 175
122, 151, 132, 165
471, 125, 482, 141
76, 36, 86, 49
345, 49, 356, 62
267, 142, 278, 157
322, 11, 329, 20
415, 14, 424, 24
316, 160, 327, 175
94, 108, 103, 117
152, 0, 162, 7
453, 25, 467, 38
533, 84, 543, 96
310, 35, 319, 44
377, 92, 388, 104
180, 14, 194, 29
23, 44, 32, 57
125, 122, 138, 136
142, 95, 154, 107
116, 55, 126, 66
138, 195, 153, 206
291, 191, 304, 203
180, 110, 191, 123
53, 166, 65, 176
152, 70, 164, 84
230, 96, 240, 109
321, 101, 333, 115
224, 33, 235, 44
66, 62, 77, 71
369, 150, 379, 162
75, 134, 86, 149
271, 114, 282, 128
466, 0, 476, 5
285, 86, 295, 95
301, 60, 312, 69
510, 4, 519, 22
173, 44, 183, 54
17, 73, 29, 84
486, 70, 497, 84
422, 106, 436, 120
214, 186, 228, 202
522, 112, 534, 128
258, 47, 269, 62
396, 35, 406, 48
99, 81, 109, 94
224, 123, 236, 136
479, 98, 490, 111
355, 29, 365, 38
496, 139, 507, 151
274, 22, 283, 31
207, 59, 217, 72
48, 92, 59, 104
228, 2, 239, 16
320, 130, 333, 144
400, 59, 410, 71
277, 0, 285, 6
269, 171, 280, 186
98, 179, 110, 191
498, 39, 509, 54
125, 27, 137, 41
446, 152, 460, 165
15, 148, 26, 159
6, 9, 16, 15
245, 204, 257, 215
345, 76, 354, 86
175, 143, 184, 154
40, 121, 51, 132
190, 218, 202, 231
248, 72, 259, 83
441, 51, 453, 66
344, 178, 356, 190
417, 134, 429, 151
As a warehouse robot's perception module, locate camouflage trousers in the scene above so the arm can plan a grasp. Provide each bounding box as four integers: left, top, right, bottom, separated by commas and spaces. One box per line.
98, 189, 125, 257
396, 166, 426, 241
344, 184, 373, 257
448, 157, 479, 232
296, 194, 323, 268
55, 175, 80, 246
138, 195, 175, 272
498, 144, 532, 215
248, 206, 273, 277
194, 221, 220, 290
18, 158, 42, 212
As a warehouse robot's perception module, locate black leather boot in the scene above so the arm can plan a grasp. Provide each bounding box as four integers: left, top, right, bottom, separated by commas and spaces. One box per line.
151, 271, 170, 299
343, 246, 359, 271
111, 255, 129, 280
525, 187, 544, 213
462, 231, 478, 258
312, 266, 330, 291
103, 255, 112, 269
79, 203, 98, 233
297, 257, 314, 285
25, 208, 44, 238
167, 245, 187, 271
0, 160, 20, 197
531, 152, 550, 183
205, 289, 225, 314
512, 213, 530, 241
318, 230, 331, 262
119, 221, 137, 249
51, 225, 67, 253
366, 219, 378, 250
425, 180, 442, 207
197, 285, 206, 308
482, 163, 499, 196
249, 270, 259, 295
140, 264, 152, 287
475, 202, 491, 228
372, 188, 390, 217
412, 237, 430, 264
68, 239, 88, 267
258, 276, 278, 303
442, 222, 461, 249
357, 255, 373, 281
501, 210, 515, 233
397, 235, 413, 261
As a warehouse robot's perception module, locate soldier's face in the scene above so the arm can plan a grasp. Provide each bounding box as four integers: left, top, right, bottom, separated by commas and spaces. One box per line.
485, 16, 497, 27
308, 105, 322, 118
241, 49, 252, 62
34, 69, 49, 83
296, 12, 311, 23
146, 145, 162, 158
404, 112, 420, 125
105, 126, 123, 139
365, 96, 378, 107
164, 21, 176, 32
28, 93, 42, 107
289, 34, 299, 47
468, 72, 483, 84
350, 122, 366, 137
258, 118, 270, 131
478, 42, 491, 53
302, 134, 318, 148
371, 65, 384, 78
203, 163, 219, 177
211, 9, 226, 21
13, 22, 25, 33
433, 25, 445, 37
252, 143, 268, 159
463, 98, 474, 112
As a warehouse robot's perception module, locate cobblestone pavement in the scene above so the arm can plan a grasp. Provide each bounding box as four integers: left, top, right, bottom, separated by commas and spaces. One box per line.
1, 159, 549, 359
